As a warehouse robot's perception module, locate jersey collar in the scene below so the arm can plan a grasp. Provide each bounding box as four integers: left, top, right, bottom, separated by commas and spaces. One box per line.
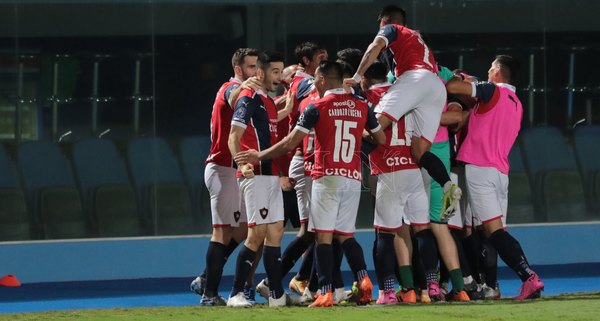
255, 89, 269, 97
230, 77, 243, 84
324, 88, 347, 97
497, 83, 516, 92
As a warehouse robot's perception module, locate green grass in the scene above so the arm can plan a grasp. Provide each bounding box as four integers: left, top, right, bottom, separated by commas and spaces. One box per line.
3, 292, 600, 321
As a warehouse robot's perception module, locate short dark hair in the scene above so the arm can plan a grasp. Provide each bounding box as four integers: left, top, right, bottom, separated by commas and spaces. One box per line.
364, 61, 389, 81
231, 48, 259, 68
495, 55, 520, 84
317, 60, 344, 82
294, 42, 324, 65
378, 5, 406, 25
336, 48, 363, 74
257, 50, 284, 71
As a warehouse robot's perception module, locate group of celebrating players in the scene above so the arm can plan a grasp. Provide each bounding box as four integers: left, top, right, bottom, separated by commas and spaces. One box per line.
190, 5, 545, 308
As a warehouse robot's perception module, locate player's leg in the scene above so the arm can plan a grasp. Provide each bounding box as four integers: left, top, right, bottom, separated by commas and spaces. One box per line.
394, 226, 417, 303
336, 177, 372, 305
466, 164, 543, 300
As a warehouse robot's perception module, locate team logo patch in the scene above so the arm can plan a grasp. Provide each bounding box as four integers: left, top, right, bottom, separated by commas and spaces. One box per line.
259, 208, 269, 219
234, 211, 241, 222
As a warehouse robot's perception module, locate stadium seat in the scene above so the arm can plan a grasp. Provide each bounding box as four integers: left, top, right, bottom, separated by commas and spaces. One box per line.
506, 142, 536, 224
72, 139, 142, 237
0, 144, 31, 241
178, 136, 211, 233
573, 125, 600, 216
520, 127, 587, 222
127, 137, 197, 235
17, 141, 90, 239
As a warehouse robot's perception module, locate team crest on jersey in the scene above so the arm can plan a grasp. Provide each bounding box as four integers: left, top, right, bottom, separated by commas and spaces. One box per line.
234, 211, 241, 222
259, 208, 269, 219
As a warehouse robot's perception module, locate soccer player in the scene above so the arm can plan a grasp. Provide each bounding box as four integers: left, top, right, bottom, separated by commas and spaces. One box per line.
363, 61, 421, 304
227, 51, 296, 307
191, 48, 260, 306
235, 61, 385, 307
344, 5, 462, 218
447, 55, 545, 300
255, 43, 329, 300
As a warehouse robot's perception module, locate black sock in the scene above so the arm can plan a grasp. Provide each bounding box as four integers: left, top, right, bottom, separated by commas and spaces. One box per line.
316, 243, 333, 293
296, 242, 315, 280
204, 241, 228, 297
263, 246, 284, 299
373, 236, 382, 289
308, 257, 319, 292
419, 151, 451, 187
201, 238, 239, 278
464, 232, 483, 284
332, 239, 345, 288
450, 229, 471, 277
488, 229, 535, 282
341, 238, 368, 281
411, 234, 427, 289
415, 229, 440, 282
281, 237, 309, 277
376, 233, 396, 290
232, 245, 257, 294
480, 232, 498, 286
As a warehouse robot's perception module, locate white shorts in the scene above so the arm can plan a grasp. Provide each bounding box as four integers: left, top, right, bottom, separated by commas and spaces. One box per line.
204, 163, 246, 227
465, 164, 508, 227
374, 169, 429, 230
238, 175, 284, 227
375, 69, 446, 143
289, 156, 311, 223
309, 176, 361, 235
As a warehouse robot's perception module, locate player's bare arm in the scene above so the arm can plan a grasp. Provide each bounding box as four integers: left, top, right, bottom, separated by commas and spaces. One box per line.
375, 112, 393, 131
276, 90, 296, 121
234, 129, 306, 165
440, 103, 464, 126
227, 76, 262, 107
343, 37, 387, 87
446, 76, 474, 96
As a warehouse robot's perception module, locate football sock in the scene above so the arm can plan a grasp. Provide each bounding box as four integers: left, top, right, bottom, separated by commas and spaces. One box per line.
263, 246, 284, 299
296, 242, 315, 281
489, 229, 534, 282
419, 151, 451, 187
449, 269, 465, 292
398, 265, 414, 290
376, 233, 396, 290
411, 234, 427, 289
200, 238, 239, 278
332, 239, 345, 289
204, 241, 227, 297
281, 237, 309, 276
464, 232, 483, 284
341, 238, 368, 282
316, 243, 334, 293
415, 229, 439, 282
450, 229, 472, 277
480, 232, 499, 286
232, 245, 257, 295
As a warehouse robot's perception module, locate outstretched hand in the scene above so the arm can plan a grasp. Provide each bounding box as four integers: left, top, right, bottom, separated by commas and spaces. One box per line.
234, 149, 259, 166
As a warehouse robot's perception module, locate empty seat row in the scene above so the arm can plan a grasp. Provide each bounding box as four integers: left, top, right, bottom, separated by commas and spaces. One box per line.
507, 125, 600, 223
0, 136, 212, 241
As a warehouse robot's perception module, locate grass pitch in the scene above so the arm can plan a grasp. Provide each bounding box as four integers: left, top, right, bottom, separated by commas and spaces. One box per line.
3, 292, 599, 321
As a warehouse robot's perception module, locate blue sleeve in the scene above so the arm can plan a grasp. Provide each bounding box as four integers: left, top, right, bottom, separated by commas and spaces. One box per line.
473, 82, 497, 103
366, 107, 380, 131
376, 24, 398, 46
224, 83, 240, 107
296, 78, 314, 101
232, 95, 257, 127
296, 104, 319, 132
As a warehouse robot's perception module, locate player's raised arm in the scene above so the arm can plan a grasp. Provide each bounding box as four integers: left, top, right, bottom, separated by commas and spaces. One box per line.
344, 37, 387, 87
276, 90, 296, 121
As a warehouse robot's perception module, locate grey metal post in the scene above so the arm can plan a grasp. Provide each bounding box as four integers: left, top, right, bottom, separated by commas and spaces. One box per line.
52, 58, 59, 141
133, 59, 141, 135
528, 53, 535, 126
91, 60, 99, 134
